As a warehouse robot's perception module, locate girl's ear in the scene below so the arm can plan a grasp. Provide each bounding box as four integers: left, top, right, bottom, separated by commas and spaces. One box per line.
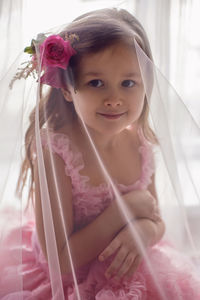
61, 87, 73, 102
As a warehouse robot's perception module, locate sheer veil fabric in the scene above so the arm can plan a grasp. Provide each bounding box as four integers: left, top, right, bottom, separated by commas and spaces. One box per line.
0, 7, 200, 300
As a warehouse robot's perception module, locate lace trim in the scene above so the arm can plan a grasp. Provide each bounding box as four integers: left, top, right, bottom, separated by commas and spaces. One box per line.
40, 128, 155, 193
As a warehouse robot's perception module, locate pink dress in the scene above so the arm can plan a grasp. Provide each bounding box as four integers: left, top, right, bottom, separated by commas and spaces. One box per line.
0, 130, 200, 300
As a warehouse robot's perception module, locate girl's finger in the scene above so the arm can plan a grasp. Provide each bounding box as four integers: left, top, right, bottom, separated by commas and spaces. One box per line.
99, 238, 120, 261
104, 246, 128, 279
125, 255, 142, 280
114, 252, 136, 280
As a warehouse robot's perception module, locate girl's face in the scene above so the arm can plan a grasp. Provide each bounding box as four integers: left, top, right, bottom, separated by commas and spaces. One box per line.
64, 42, 145, 136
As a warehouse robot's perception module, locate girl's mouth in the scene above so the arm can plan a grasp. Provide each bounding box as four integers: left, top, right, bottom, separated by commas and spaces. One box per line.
97, 112, 126, 119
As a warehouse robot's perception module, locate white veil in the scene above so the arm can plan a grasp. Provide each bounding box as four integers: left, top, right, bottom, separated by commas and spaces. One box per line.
0, 7, 200, 300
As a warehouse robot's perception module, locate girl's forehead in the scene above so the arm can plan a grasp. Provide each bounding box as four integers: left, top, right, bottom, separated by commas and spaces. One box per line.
79, 43, 140, 75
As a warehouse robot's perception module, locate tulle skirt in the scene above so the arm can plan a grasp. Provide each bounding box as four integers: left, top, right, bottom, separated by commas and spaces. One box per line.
1, 219, 200, 300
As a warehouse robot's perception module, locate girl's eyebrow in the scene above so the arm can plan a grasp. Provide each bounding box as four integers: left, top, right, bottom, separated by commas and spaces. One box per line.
83, 71, 141, 77
83, 72, 103, 77
124, 72, 141, 78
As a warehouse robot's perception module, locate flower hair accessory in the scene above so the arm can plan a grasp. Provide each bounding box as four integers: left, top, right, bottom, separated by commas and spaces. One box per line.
10, 33, 77, 89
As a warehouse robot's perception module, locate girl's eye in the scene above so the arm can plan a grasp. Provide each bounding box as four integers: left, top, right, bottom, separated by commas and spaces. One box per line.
88, 79, 104, 88
122, 80, 136, 88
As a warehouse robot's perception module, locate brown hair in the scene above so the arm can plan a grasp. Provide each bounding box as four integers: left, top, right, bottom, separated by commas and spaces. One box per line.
17, 8, 156, 204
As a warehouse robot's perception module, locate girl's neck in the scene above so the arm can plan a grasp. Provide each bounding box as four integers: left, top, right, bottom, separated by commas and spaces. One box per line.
75, 119, 125, 153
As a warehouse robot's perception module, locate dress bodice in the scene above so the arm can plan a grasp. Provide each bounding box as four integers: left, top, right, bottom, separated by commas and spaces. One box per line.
40, 128, 155, 230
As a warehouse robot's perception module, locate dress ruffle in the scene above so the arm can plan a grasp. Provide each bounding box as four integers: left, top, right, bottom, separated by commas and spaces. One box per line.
0, 221, 52, 299
40, 128, 155, 192
40, 128, 155, 229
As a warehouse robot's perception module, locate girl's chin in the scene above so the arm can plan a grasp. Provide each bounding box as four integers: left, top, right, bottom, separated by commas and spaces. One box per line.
87, 125, 128, 137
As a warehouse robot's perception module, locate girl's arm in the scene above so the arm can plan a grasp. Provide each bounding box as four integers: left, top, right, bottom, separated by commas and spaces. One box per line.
34, 150, 133, 275
98, 217, 165, 281
146, 173, 166, 244
98, 175, 165, 280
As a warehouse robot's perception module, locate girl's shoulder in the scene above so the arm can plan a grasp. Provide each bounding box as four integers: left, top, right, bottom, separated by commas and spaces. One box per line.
39, 127, 84, 176
40, 126, 78, 155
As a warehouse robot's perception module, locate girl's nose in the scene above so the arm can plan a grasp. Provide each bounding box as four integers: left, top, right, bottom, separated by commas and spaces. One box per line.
104, 91, 122, 107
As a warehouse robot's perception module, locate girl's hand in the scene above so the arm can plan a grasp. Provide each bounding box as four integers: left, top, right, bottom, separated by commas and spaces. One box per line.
123, 190, 160, 221
98, 218, 158, 281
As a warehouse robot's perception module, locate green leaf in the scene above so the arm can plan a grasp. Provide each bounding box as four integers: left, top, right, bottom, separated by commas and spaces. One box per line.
24, 40, 36, 55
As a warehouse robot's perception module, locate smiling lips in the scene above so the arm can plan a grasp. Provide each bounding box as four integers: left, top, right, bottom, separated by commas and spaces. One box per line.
97, 112, 126, 119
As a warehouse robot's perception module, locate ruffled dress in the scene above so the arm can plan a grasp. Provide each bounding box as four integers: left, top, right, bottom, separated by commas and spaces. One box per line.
0, 129, 200, 300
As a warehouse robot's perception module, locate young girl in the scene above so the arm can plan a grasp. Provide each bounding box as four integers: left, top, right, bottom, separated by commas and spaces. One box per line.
0, 7, 200, 300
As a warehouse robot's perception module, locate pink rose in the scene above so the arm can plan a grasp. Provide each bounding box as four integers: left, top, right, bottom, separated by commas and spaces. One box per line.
40, 35, 76, 69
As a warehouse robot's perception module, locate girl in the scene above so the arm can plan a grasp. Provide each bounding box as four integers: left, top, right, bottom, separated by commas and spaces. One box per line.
0, 7, 200, 300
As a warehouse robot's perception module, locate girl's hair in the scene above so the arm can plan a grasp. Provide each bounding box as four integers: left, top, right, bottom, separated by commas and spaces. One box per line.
17, 8, 156, 204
